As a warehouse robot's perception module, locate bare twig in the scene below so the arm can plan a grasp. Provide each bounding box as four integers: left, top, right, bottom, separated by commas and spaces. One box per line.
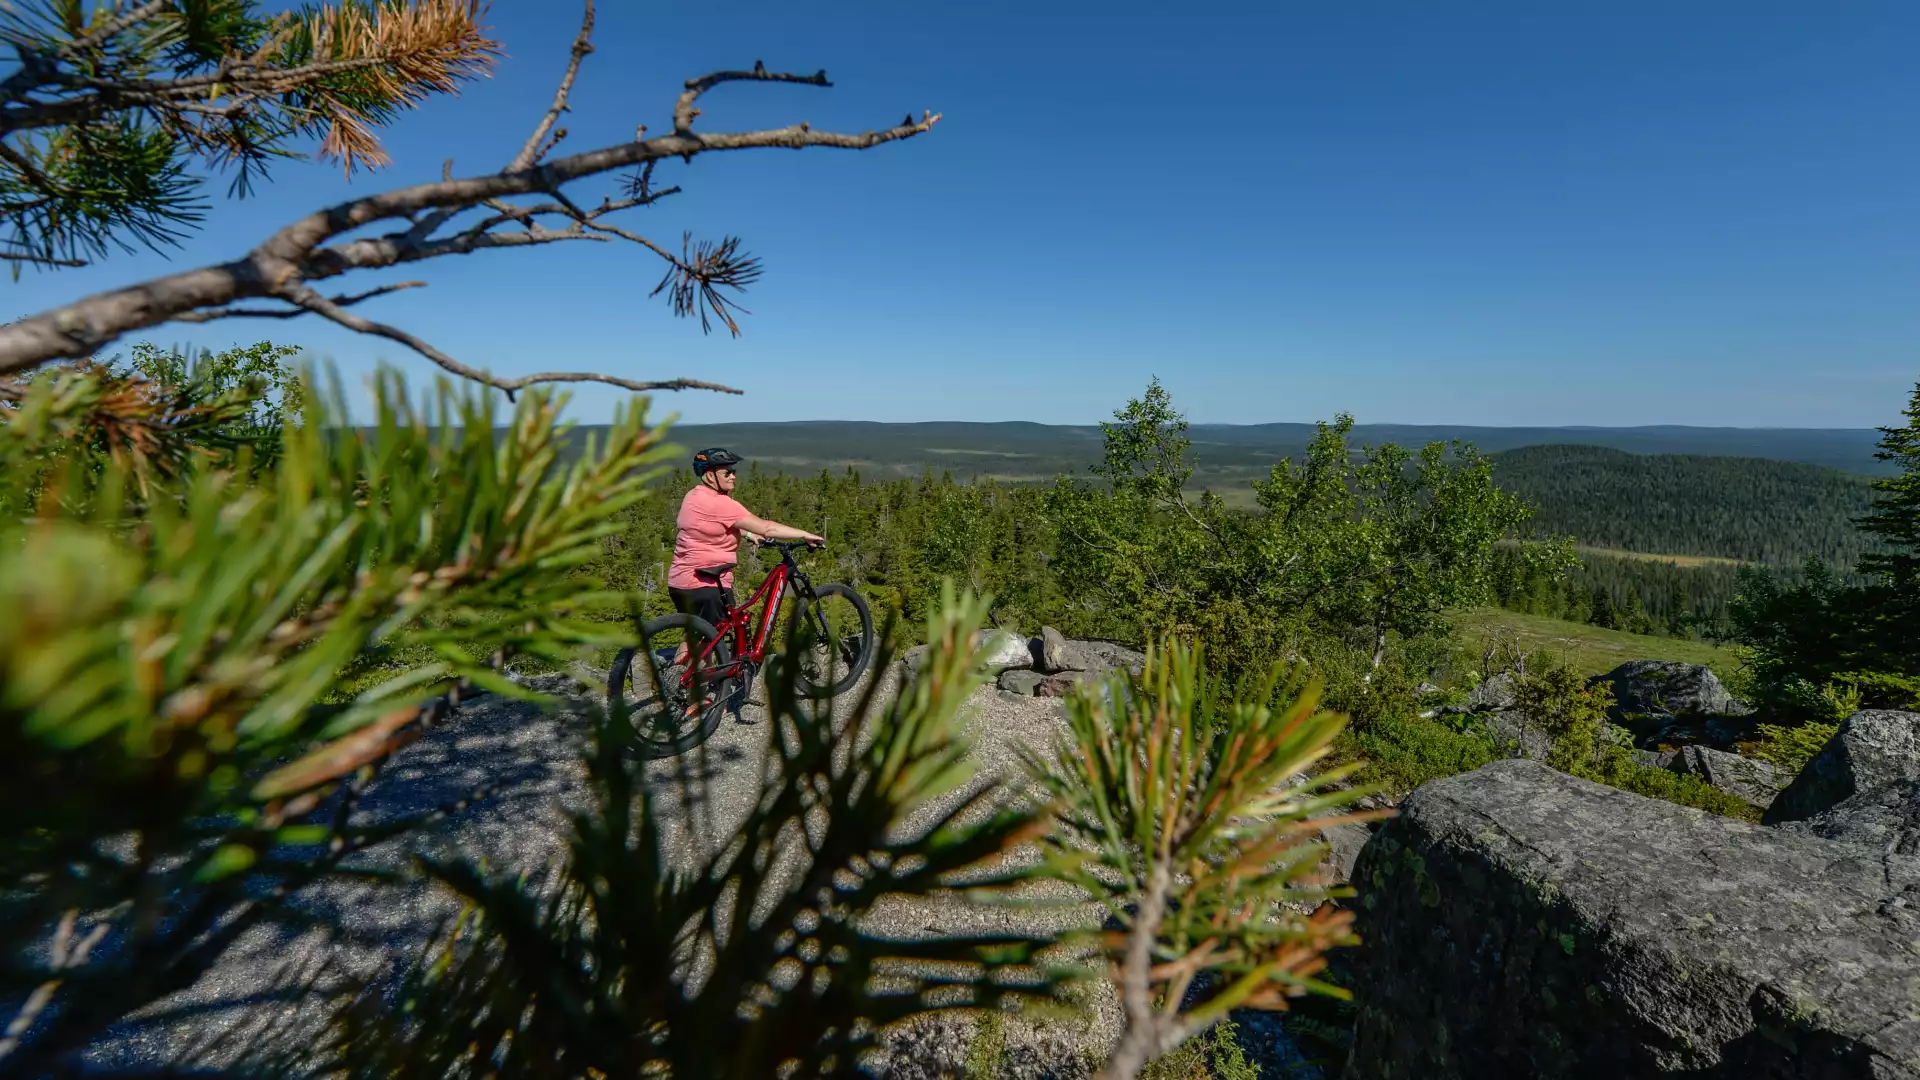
0, 1, 941, 396
173, 280, 427, 322
283, 284, 742, 398
675, 63, 832, 134
508, 0, 595, 172
479, 371, 742, 396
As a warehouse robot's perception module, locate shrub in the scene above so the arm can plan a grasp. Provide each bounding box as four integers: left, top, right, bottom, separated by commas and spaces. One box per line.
1579, 746, 1761, 821
1345, 718, 1502, 795
1751, 720, 1841, 775
1137, 1017, 1260, 1080
1511, 653, 1615, 773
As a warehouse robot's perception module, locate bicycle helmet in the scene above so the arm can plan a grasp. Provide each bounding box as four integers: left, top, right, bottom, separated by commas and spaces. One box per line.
692, 447, 743, 474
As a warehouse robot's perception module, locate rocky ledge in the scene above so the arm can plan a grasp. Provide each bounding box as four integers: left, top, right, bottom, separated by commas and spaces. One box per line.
1343, 756, 1920, 1079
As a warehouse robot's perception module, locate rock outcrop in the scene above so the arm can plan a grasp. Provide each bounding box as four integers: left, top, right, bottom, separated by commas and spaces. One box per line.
1467, 672, 1518, 712
977, 628, 1037, 673
1344, 758, 1920, 1080
1765, 710, 1920, 825
1595, 659, 1749, 720
1594, 660, 1761, 749
1632, 747, 1678, 770
1037, 626, 1074, 673
997, 668, 1046, 695
1040, 635, 1145, 679
1667, 743, 1784, 809
1787, 780, 1920, 856
907, 629, 1143, 701
1485, 709, 1552, 762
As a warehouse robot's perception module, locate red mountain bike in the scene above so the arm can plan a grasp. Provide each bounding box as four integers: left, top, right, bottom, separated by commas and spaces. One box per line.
608, 539, 876, 759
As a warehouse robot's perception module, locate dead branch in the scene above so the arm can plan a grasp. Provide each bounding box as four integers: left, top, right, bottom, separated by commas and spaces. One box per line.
675, 63, 832, 134
281, 283, 739, 398
0, 0, 941, 399
508, 1, 596, 172
173, 281, 427, 323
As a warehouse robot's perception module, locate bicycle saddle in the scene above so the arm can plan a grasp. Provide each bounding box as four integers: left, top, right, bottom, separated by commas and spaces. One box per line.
694, 562, 736, 584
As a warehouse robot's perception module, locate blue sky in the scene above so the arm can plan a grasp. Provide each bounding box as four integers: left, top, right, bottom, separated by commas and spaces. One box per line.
9, 1, 1918, 427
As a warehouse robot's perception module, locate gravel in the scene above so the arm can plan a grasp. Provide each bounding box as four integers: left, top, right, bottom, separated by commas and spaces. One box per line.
83, 665, 1126, 1075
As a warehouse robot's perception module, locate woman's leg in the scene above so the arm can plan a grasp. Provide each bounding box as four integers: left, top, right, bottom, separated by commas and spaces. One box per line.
666, 586, 732, 665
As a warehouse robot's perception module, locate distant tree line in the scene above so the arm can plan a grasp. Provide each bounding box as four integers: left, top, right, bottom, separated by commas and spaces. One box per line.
1490, 444, 1877, 567
1488, 546, 1751, 639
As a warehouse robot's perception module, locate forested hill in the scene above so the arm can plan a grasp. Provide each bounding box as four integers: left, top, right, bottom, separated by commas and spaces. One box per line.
1491, 444, 1876, 566
646, 420, 1889, 479
1187, 422, 1887, 475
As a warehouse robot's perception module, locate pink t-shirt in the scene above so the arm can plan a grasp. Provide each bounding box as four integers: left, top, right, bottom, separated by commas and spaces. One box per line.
669, 485, 750, 590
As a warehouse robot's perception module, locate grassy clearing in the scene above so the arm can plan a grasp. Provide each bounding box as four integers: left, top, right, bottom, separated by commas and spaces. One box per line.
1577, 546, 1748, 568
1454, 607, 1742, 678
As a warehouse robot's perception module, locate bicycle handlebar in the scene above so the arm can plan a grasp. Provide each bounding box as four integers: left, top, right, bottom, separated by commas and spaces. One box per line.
756, 538, 825, 553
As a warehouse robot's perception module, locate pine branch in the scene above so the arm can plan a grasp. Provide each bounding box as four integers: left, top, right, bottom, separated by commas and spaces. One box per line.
1025, 640, 1387, 1080
0, 364, 683, 1071
0, 2, 942, 397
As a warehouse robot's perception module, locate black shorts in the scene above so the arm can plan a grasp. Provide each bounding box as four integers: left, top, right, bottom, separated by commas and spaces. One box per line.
668, 585, 733, 630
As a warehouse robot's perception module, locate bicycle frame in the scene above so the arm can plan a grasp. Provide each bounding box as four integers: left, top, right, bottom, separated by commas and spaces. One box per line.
685, 546, 822, 682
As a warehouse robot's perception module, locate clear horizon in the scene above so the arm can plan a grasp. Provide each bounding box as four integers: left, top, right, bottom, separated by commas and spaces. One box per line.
6, 1, 1917, 430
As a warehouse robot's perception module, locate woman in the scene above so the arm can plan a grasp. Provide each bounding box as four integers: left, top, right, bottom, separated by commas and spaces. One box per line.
667, 447, 822, 660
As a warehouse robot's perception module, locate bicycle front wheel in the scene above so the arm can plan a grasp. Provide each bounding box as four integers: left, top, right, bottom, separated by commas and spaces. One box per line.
790, 583, 875, 699
608, 614, 738, 759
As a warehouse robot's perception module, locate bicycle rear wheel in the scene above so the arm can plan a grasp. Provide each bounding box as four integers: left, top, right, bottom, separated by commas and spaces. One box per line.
790, 583, 875, 699
608, 614, 739, 759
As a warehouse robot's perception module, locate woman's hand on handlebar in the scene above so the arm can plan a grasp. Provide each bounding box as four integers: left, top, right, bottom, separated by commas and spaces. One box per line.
756, 534, 826, 551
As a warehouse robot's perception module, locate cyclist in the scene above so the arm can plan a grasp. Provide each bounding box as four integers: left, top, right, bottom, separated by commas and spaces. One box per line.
667, 448, 823, 663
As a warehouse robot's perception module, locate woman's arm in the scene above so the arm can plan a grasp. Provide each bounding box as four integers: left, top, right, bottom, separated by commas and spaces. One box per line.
737, 514, 823, 545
